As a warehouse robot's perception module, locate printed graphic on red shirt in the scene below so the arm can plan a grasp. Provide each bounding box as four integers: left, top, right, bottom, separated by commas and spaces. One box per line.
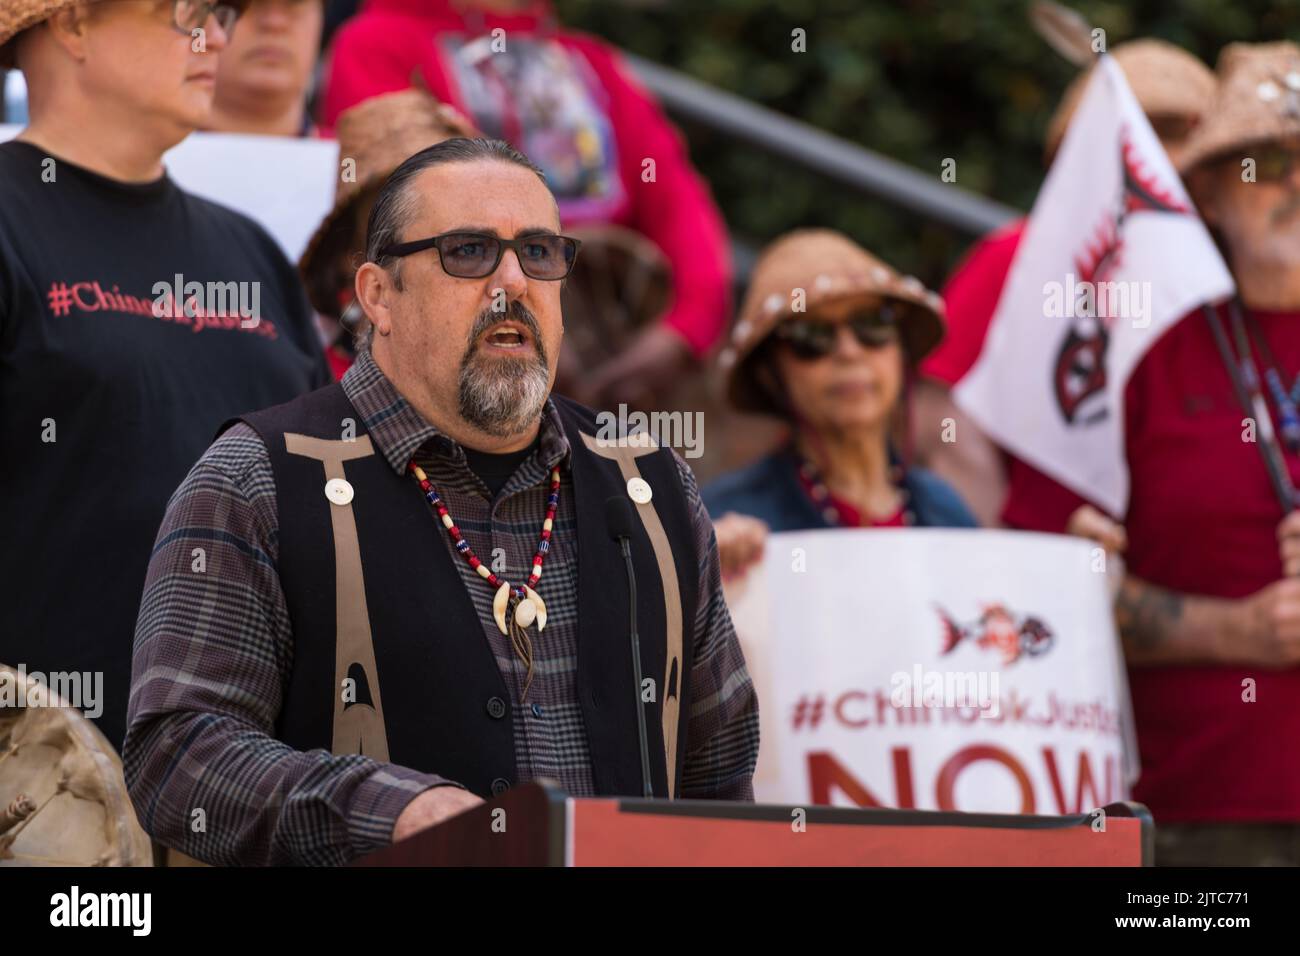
440, 34, 624, 221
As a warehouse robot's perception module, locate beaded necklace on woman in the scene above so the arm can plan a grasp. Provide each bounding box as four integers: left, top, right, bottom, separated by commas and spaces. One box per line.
793, 435, 915, 527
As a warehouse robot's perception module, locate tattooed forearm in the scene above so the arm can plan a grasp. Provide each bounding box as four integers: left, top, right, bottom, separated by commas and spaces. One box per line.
1115, 576, 1184, 652
1112, 575, 1235, 665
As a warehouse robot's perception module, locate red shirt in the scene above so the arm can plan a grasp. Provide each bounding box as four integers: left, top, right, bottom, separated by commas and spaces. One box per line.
321, 0, 732, 358
898, 212, 1300, 820
920, 221, 1059, 526
921, 219, 1025, 388
1005, 307, 1300, 822
835, 500, 907, 528
325, 343, 352, 382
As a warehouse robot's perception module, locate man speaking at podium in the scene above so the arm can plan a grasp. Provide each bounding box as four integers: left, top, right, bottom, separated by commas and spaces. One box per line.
123, 138, 759, 866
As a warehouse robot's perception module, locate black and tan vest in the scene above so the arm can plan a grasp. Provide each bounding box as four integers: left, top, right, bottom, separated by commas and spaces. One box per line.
226, 383, 698, 799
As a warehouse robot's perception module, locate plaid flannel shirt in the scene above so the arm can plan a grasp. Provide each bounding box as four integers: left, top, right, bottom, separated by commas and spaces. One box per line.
123, 350, 759, 865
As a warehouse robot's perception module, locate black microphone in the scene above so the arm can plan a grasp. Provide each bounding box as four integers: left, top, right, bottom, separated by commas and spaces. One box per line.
605, 495, 654, 799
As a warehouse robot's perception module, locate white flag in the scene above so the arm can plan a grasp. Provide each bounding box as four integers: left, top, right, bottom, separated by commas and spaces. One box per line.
954, 55, 1235, 516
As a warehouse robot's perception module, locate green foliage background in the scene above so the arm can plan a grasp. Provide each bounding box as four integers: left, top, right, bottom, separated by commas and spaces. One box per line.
555, 0, 1298, 294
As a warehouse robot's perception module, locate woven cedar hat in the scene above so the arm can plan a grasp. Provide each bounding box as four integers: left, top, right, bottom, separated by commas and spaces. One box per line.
1, 0, 102, 66
719, 228, 946, 417
299, 88, 480, 317
1178, 42, 1300, 175
1045, 39, 1216, 167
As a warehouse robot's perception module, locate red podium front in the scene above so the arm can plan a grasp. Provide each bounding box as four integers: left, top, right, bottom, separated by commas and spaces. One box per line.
354, 782, 1152, 866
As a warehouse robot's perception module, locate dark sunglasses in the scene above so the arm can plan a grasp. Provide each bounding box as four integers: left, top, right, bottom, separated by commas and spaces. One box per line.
379, 231, 581, 281
771, 307, 901, 360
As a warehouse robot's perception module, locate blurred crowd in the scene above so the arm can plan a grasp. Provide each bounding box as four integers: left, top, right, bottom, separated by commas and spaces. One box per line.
2, 0, 1299, 865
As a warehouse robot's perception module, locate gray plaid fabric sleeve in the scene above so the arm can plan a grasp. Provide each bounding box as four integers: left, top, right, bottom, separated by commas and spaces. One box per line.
671, 453, 760, 800
123, 423, 458, 866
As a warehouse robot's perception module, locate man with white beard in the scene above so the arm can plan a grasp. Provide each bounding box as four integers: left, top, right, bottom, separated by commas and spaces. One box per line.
1004, 42, 1300, 865
122, 137, 759, 866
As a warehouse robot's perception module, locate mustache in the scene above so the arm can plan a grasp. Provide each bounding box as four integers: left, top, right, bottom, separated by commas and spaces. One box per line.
464, 301, 547, 365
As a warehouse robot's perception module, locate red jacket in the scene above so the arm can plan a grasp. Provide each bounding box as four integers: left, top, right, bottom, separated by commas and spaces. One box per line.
322, 0, 732, 358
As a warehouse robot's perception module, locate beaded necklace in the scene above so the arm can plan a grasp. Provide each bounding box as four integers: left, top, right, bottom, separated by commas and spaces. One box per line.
1244, 312, 1300, 453
796, 453, 915, 527
409, 461, 561, 701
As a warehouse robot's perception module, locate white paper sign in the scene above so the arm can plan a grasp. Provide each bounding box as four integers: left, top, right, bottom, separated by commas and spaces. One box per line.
727, 528, 1136, 816
1, 125, 338, 262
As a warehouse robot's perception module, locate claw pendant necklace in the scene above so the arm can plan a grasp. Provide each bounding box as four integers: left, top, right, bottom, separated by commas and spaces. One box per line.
409, 462, 560, 701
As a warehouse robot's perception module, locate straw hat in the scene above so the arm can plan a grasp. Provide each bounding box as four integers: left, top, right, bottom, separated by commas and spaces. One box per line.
299, 88, 480, 317
719, 229, 946, 417
0, 0, 97, 66
1045, 39, 1216, 166
0, 0, 252, 67
1178, 42, 1300, 175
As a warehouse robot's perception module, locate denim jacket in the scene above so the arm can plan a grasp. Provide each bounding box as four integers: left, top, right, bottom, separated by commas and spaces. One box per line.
702, 447, 977, 531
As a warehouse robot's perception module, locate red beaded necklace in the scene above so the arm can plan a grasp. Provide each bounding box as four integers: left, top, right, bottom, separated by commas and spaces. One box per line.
409, 460, 561, 701
796, 453, 914, 528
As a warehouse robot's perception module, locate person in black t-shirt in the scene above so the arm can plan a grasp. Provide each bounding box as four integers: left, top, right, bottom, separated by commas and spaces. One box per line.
0, 0, 331, 750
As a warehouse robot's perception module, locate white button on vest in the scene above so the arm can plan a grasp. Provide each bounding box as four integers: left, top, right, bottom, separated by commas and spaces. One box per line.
627, 476, 652, 504
325, 477, 354, 506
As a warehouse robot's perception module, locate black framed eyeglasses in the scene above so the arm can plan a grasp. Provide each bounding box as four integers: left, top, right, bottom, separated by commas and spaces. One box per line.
171, 0, 244, 37
771, 306, 901, 360
379, 231, 582, 281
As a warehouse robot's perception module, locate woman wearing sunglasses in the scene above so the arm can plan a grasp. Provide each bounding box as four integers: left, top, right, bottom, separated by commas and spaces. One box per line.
704, 229, 976, 577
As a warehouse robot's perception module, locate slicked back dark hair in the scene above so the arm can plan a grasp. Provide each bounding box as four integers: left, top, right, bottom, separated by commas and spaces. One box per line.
364, 137, 548, 288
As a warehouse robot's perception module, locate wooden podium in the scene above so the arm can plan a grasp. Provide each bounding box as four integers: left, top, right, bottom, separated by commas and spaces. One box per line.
355, 781, 1152, 866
